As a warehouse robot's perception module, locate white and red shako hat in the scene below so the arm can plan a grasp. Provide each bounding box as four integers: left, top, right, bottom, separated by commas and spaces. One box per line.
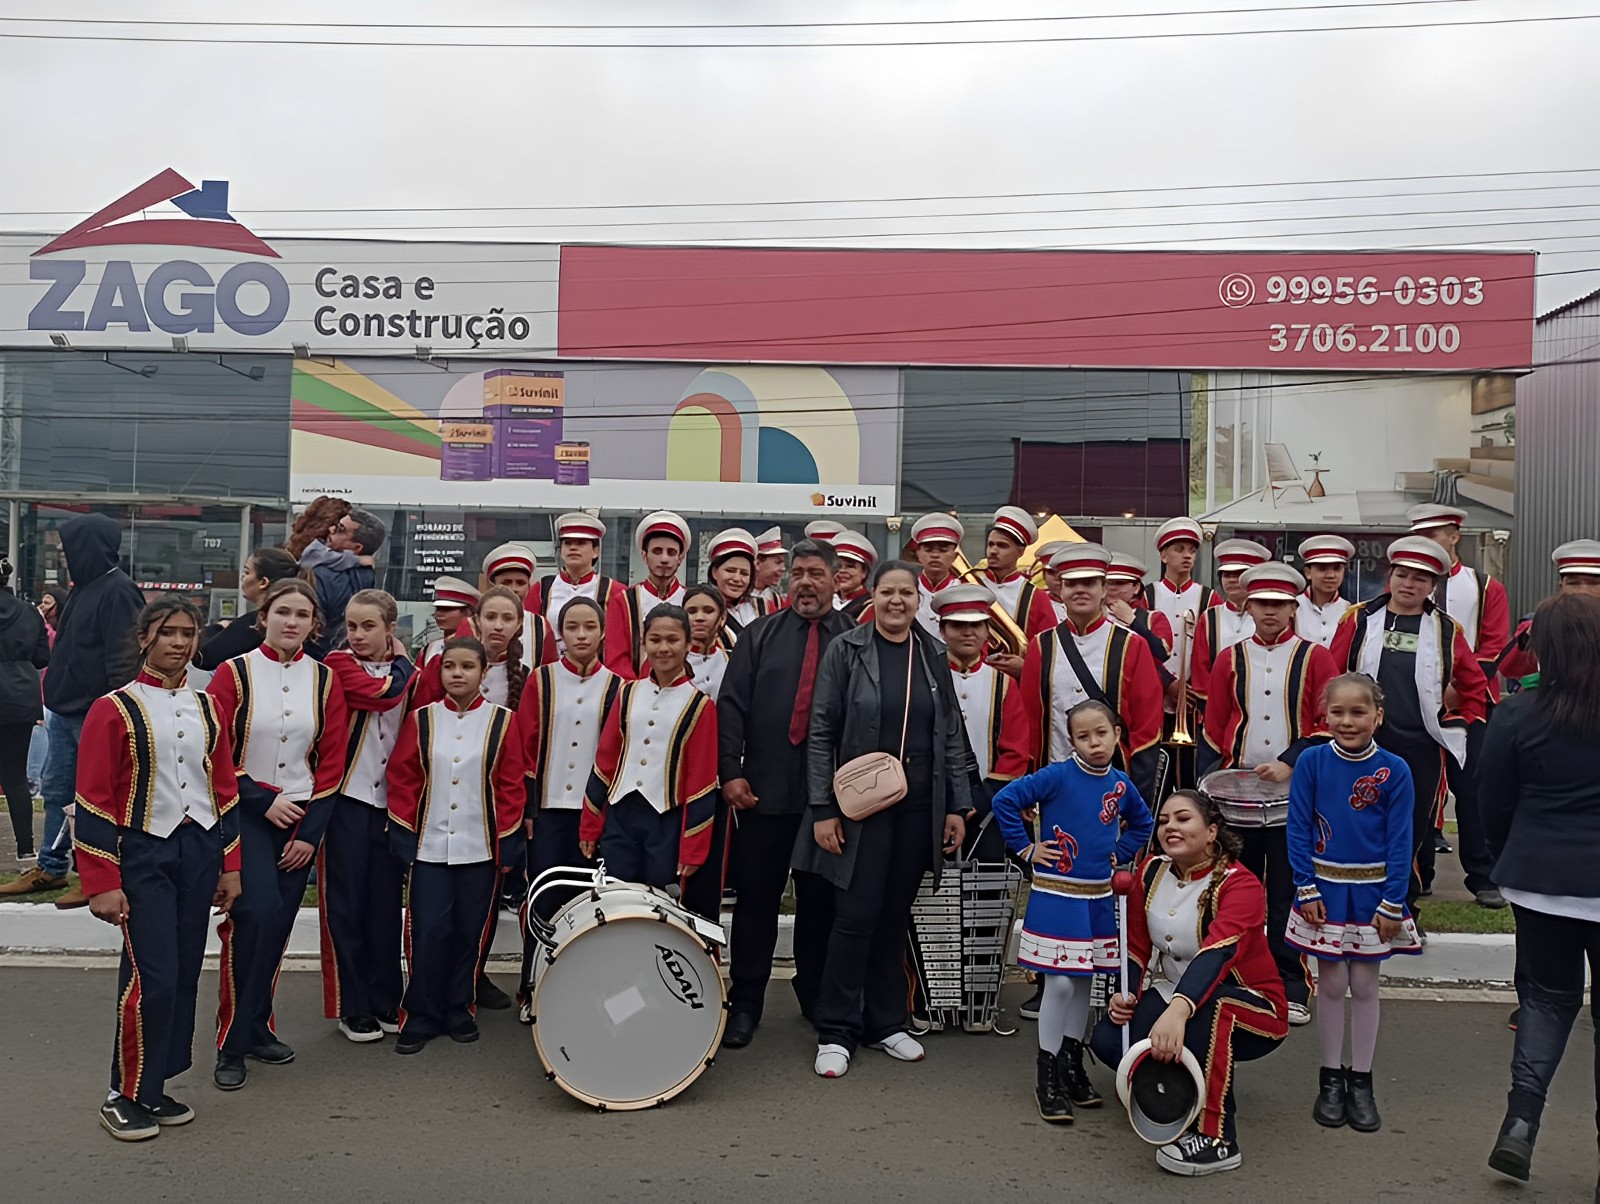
756, 526, 787, 557
832, 531, 877, 568
1553, 539, 1600, 577
1034, 540, 1068, 570
482, 541, 536, 580
1214, 539, 1272, 572
1297, 534, 1355, 565
1106, 552, 1149, 584
1406, 503, 1467, 533
910, 512, 964, 547
554, 511, 606, 542
804, 520, 846, 543
637, 510, 689, 552
1240, 562, 1305, 602
1154, 517, 1204, 551
432, 575, 480, 610
1387, 536, 1451, 577
1051, 543, 1113, 581
707, 527, 758, 564
990, 505, 1039, 548
933, 583, 996, 624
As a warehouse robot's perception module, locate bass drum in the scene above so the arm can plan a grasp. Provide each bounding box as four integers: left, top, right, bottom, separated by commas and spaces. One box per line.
531, 882, 727, 1111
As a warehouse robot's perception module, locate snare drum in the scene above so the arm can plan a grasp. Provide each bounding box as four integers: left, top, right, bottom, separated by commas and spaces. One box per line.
1199, 768, 1291, 828
529, 875, 727, 1111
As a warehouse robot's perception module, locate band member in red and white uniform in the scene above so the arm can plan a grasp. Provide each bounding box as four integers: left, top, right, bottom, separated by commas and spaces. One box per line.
1499, 539, 1600, 681
831, 530, 877, 621
207, 579, 348, 1091
1197, 563, 1337, 1023
1329, 537, 1490, 918
708, 527, 765, 633
1107, 552, 1174, 686
581, 605, 719, 891
1035, 540, 1070, 625
1145, 518, 1222, 689
421, 576, 478, 667
1188, 539, 1272, 706
805, 520, 846, 545
386, 638, 525, 1055
526, 512, 626, 648
319, 590, 417, 1044
1407, 504, 1511, 694
751, 526, 789, 612
1295, 534, 1355, 648
984, 505, 1060, 645
908, 512, 965, 637
934, 584, 1013, 860
482, 541, 555, 669
603, 510, 690, 678
77, 597, 242, 1141
997, 545, 1165, 801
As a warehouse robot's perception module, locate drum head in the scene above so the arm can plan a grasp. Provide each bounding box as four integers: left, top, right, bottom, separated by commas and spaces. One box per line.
532, 915, 725, 1110
1198, 768, 1290, 803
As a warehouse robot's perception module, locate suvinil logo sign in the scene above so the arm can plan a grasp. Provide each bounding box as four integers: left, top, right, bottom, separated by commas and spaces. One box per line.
28, 169, 289, 337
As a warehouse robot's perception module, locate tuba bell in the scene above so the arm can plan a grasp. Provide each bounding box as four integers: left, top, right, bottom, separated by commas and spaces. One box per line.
951, 552, 1028, 658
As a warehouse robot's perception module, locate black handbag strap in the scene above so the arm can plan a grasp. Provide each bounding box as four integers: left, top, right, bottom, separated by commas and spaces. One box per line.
1058, 624, 1113, 709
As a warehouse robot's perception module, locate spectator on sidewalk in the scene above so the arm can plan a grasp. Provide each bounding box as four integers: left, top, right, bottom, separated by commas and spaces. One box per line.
195, 547, 299, 671
285, 496, 351, 562
0, 514, 142, 902
300, 508, 385, 656
0, 558, 49, 862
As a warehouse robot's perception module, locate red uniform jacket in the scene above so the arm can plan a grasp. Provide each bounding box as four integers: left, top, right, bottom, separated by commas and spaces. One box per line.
323, 649, 418, 791
1451, 563, 1511, 701
1327, 596, 1489, 730
516, 657, 625, 818
983, 572, 1060, 640
73, 672, 243, 896
994, 617, 1165, 784
1498, 617, 1537, 683
1188, 602, 1252, 704
526, 572, 626, 624
579, 675, 719, 868
385, 698, 525, 860
1201, 634, 1336, 770
603, 580, 684, 679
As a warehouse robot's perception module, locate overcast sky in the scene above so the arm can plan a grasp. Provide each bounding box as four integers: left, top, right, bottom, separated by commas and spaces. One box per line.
2, 0, 1597, 311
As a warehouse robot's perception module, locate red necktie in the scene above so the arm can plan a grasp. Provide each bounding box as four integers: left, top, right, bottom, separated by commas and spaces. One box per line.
789, 621, 820, 745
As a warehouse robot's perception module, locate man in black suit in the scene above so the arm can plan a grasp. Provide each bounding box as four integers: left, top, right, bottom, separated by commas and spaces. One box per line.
718, 539, 851, 1048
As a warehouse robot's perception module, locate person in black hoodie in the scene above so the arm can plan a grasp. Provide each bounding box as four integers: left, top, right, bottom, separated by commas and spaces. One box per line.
0, 558, 49, 860
0, 514, 142, 899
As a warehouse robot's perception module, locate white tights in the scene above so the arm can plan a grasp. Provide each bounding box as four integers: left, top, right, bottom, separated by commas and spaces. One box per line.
1037, 974, 1092, 1053
1316, 958, 1382, 1073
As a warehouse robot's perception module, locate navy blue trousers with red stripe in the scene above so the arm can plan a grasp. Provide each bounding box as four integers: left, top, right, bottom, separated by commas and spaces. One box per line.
111, 823, 221, 1106
401, 860, 498, 1039
317, 797, 404, 1022
597, 793, 682, 889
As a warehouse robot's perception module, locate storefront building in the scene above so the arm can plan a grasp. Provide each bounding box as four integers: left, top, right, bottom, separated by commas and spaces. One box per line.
0, 170, 1539, 629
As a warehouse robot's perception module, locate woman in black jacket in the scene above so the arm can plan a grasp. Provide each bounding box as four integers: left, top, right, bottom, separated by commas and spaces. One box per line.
195, 548, 299, 671
1482, 593, 1600, 1187
0, 559, 50, 859
798, 560, 970, 1078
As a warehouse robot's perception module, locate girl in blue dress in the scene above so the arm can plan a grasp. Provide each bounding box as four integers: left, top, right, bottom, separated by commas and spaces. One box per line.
1286, 673, 1422, 1136
991, 699, 1153, 1125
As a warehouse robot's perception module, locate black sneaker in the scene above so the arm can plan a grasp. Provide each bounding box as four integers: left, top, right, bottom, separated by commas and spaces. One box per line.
339, 1016, 384, 1043
213, 1053, 247, 1091
247, 1040, 296, 1065
375, 1010, 401, 1035
99, 1095, 160, 1142
1433, 831, 1453, 854
395, 1032, 430, 1055
476, 974, 512, 1010
449, 1019, 481, 1044
149, 1095, 195, 1127
1156, 1131, 1243, 1177
1018, 981, 1044, 1021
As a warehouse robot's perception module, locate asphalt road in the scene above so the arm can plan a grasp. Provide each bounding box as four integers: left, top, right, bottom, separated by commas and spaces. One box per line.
1, 967, 1593, 1202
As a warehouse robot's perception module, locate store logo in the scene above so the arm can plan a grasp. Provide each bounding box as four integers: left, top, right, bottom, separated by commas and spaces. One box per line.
655, 944, 707, 1010
812, 492, 880, 509
28, 169, 289, 337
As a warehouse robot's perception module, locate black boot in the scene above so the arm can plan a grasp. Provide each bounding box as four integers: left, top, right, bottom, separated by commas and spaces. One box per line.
1035, 1049, 1073, 1124
1486, 1115, 1538, 1182
1345, 1068, 1381, 1132
1312, 1067, 1347, 1128
1057, 1037, 1103, 1108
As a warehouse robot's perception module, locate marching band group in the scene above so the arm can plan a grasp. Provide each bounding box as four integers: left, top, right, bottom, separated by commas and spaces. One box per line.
70, 499, 1600, 1178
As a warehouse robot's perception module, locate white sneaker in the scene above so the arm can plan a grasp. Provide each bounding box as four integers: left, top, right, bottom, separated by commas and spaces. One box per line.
1287, 1001, 1312, 1027
814, 1043, 851, 1078
869, 1032, 925, 1062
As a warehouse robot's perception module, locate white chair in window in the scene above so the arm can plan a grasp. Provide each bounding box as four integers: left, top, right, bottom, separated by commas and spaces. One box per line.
1264, 442, 1312, 505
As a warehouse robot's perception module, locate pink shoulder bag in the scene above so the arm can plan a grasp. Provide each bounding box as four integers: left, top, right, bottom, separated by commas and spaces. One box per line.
832, 641, 914, 821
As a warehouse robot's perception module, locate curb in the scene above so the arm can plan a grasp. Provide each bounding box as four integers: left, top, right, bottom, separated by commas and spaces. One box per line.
0, 904, 1512, 984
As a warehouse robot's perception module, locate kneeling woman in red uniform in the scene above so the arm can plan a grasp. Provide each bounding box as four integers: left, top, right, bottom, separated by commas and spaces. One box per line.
1090, 789, 1289, 1178
77, 596, 242, 1141
387, 638, 525, 1054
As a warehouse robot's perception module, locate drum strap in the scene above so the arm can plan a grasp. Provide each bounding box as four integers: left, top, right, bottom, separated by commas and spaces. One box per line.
1058, 626, 1113, 711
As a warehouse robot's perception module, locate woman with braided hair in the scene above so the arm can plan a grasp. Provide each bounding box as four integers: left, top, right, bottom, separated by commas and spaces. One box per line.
1089, 789, 1289, 1177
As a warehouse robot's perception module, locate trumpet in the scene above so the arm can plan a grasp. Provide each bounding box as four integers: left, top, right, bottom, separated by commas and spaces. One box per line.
1168, 610, 1198, 747
951, 552, 1028, 658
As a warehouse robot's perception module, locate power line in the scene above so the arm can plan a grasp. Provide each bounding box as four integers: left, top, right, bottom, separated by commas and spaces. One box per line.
0, 11, 1594, 49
